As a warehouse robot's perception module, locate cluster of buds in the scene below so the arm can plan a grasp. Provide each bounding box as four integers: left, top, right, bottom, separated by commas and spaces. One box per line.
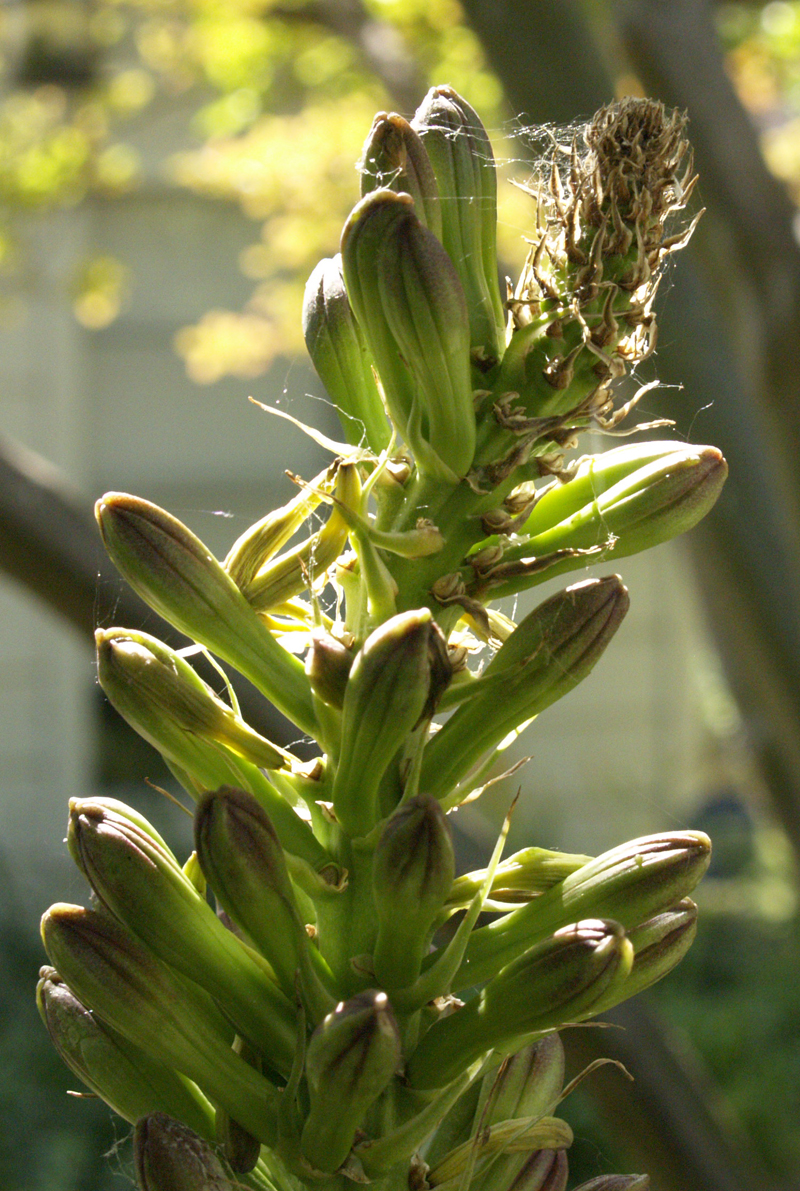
38, 87, 726, 1190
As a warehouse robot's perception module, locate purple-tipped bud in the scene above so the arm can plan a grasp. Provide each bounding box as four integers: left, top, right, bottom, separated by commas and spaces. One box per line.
67, 800, 297, 1073
304, 627, 354, 709
411, 85, 505, 363
590, 898, 699, 1016
300, 990, 401, 1173
95, 493, 315, 734
421, 577, 629, 800
194, 786, 304, 997
371, 793, 455, 988
360, 111, 442, 237
481, 1034, 565, 1126
408, 920, 633, 1089
95, 628, 286, 770
341, 189, 474, 479
458, 833, 710, 988
36, 967, 215, 1138
134, 1113, 235, 1191
510, 1150, 569, 1191
332, 609, 437, 836
41, 905, 279, 1144
303, 256, 390, 454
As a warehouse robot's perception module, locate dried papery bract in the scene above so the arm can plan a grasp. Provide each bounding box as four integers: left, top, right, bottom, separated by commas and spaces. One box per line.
37, 89, 726, 1191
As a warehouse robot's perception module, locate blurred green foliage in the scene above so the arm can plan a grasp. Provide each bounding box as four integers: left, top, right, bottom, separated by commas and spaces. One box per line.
651, 801, 800, 1183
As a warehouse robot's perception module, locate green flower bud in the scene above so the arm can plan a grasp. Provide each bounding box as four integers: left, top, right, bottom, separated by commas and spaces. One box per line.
332, 609, 437, 836
422, 1036, 565, 1180
242, 461, 360, 614
483, 446, 727, 599
371, 793, 455, 989
421, 577, 629, 801
479, 1034, 565, 1127
411, 86, 505, 364
95, 631, 330, 871
573, 1178, 649, 1190
448, 848, 593, 910
359, 111, 442, 238
95, 493, 315, 736
407, 920, 633, 1089
41, 905, 280, 1144
134, 1113, 235, 1191
303, 256, 390, 454
509, 1151, 569, 1191
590, 898, 698, 1015
468, 1038, 567, 1191
341, 189, 474, 480
520, 442, 714, 539
300, 990, 401, 1173
96, 627, 287, 770
67, 800, 297, 1073
304, 627, 354, 709
455, 833, 710, 988
224, 466, 329, 589
194, 786, 306, 998
428, 1121, 572, 1188
36, 967, 215, 1139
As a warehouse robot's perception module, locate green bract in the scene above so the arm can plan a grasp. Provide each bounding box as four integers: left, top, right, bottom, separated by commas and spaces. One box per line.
39, 89, 725, 1191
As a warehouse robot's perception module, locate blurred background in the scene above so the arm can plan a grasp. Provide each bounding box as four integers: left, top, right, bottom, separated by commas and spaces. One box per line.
1, 1, 799, 1187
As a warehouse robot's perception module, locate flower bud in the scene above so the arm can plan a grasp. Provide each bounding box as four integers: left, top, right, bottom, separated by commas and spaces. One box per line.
224, 466, 329, 589
423, 1036, 566, 1182
456, 833, 710, 988
428, 1121, 572, 1187
488, 446, 727, 599
371, 794, 455, 989
421, 577, 629, 801
194, 786, 306, 997
36, 968, 215, 1139
341, 189, 474, 480
134, 1113, 235, 1191
520, 442, 715, 540
411, 86, 505, 363
408, 920, 633, 1089
95, 493, 315, 735
467, 1038, 568, 1191
96, 628, 286, 770
480, 1034, 565, 1127
67, 799, 297, 1073
215, 1110, 260, 1176
332, 609, 437, 836
303, 256, 390, 454
590, 899, 698, 1015
304, 627, 354, 708
300, 990, 401, 1173
95, 631, 329, 870
359, 111, 442, 238
41, 905, 280, 1144
448, 848, 593, 910
509, 1151, 569, 1191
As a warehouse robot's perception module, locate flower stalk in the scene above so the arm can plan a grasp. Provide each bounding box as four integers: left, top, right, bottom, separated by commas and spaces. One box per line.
38, 88, 725, 1191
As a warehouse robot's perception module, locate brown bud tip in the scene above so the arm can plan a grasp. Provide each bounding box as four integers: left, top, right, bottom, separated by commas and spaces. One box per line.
134, 1113, 234, 1191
